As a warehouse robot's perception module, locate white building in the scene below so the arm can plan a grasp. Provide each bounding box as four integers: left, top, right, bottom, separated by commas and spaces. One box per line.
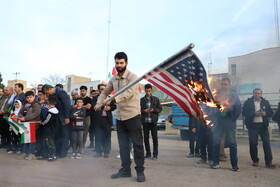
65, 74, 105, 96
228, 47, 280, 106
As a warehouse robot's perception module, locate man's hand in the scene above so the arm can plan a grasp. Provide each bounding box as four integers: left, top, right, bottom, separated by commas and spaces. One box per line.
104, 106, 111, 111
0, 110, 4, 115
64, 118, 70, 124
18, 117, 25, 122
261, 111, 266, 116
192, 128, 196, 133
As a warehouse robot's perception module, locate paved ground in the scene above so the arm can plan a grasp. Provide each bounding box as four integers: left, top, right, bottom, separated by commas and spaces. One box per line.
0, 131, 279, 187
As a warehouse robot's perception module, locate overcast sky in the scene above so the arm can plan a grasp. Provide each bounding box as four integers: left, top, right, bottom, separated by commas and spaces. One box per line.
0, 0, 277, 87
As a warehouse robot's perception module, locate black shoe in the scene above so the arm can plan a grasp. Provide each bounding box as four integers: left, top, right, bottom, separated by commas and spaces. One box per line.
87, 144, 94, 149
136, 171, 146, 182
48, 156, 57, 162
111, 168, 132, 179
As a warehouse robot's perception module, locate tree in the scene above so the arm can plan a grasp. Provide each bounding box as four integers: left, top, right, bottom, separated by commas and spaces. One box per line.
41, 73, 65, 86
0, 73, 5, 89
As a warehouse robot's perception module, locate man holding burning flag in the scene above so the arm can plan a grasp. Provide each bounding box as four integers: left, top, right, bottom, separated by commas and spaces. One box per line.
211, 78, 241, 171
94, 52, 145, 183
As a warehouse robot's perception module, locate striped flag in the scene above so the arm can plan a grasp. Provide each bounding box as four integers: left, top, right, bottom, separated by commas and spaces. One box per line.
4, 117, 27, 135
20, 122, 37, 144
143, 48, 214, 122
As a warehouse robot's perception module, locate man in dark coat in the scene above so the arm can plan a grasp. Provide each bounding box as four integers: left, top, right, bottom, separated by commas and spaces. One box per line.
140, 83, 162, 160
242, 88, 275, 168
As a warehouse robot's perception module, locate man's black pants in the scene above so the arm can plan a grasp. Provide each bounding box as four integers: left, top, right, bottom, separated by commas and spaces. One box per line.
117, 115, 144, 172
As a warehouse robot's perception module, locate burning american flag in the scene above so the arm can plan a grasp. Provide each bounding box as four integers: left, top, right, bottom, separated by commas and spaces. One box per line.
143, 45, 215, 122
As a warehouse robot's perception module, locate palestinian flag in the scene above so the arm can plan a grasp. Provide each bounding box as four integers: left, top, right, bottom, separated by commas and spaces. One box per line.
4, 117, 26, 135
20, 122, 37, 144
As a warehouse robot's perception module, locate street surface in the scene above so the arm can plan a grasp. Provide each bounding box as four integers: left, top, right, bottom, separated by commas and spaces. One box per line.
0, 131, 279, 187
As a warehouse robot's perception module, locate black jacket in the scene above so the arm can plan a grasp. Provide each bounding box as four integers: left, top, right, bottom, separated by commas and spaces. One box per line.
91, 95, 116, 126
41, 107, 60, 136
242, 97, 273, 129
140, 95, 162, 124
54, 88, 70, 123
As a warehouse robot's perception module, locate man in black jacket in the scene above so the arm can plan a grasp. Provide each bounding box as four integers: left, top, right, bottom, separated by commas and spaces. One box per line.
91, 84, 116, 158
140, 84, 162, 160
242, 88, 275, 168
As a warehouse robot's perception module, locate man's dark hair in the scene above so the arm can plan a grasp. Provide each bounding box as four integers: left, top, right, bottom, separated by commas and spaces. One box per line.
42, 84, 54, 93
48, 95, 57, 105
37, 84, 43, 87
253, 88, 262, 94
38, 90, 43, 94
90, 89, 96, 93
25, 91, 35, 97
221, 77, 231, 84
55, 84, 63, 89
144, 83, 153, 90
97, 84, 106, 90
80, 85, 88, 90
76, 97, 84, 102
15, 83, 24, 91
114, 52, 128, 62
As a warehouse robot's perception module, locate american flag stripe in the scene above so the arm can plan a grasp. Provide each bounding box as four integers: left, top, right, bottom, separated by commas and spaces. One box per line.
150, 68, 202, 116
152, 72, 201, 116
144, 68, 203, 118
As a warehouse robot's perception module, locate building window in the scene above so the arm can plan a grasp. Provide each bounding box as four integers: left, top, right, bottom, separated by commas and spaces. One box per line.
231, 64, 236, 76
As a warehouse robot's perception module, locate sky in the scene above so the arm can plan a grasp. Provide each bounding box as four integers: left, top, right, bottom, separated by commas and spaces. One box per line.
0, 0, 278, 87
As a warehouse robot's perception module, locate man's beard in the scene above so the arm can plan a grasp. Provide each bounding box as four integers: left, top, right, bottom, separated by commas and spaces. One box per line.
116, 66, 126, 73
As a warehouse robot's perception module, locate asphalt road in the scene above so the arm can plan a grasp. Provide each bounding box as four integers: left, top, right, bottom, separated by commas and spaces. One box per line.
0, 131, 279, 187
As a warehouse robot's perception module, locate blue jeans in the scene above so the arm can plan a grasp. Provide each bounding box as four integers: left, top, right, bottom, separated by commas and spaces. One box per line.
213, 119, 238, 168
248, 123, 273, 164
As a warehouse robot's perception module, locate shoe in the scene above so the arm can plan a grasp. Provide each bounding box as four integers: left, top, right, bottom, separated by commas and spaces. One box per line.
187, 153, 194, 158
145, 154, 151, 159
252, 162, 259, 167
25, 154, 36, 160
70, 153, 76, 159
104, 154, 109, 158
136, 171, 146, 182
211, 164, 221, 169
116, 154, 121, 159
130, 153, 134, 160
208, 160, 213, 166
111, 168, 132, 179
265, 163, 276, 168
87, 144, 94, 149
16, 151, 22, 155
232, 166, 240, 172
197, 159, 207, 164
195, 153, 200, 157
94, 152, 102, 157
152, 156, 158, 160
7, 150, 15, 154
48, 156, 57, 162
18, 153, 28, 160
75, 153, 82, 159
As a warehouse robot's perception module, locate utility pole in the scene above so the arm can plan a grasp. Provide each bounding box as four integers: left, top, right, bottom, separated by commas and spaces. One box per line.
106, 0, 112, 78
208, 53, 212, 75
274, 0, 280, 46
13, 72, 20, 82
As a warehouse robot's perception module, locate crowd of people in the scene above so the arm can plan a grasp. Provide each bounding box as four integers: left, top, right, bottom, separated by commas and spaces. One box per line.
186, 78, 278, 171
0, 52, 279, 183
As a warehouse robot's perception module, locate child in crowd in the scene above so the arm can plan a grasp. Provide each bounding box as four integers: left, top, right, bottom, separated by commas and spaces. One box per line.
41, 95, 59, 162
70, 97, 86, 159
18, 91, 41, 160
8, 100, 22, 154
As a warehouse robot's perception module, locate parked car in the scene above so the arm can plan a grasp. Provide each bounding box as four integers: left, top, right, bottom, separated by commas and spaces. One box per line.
157, 114, 169, 129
